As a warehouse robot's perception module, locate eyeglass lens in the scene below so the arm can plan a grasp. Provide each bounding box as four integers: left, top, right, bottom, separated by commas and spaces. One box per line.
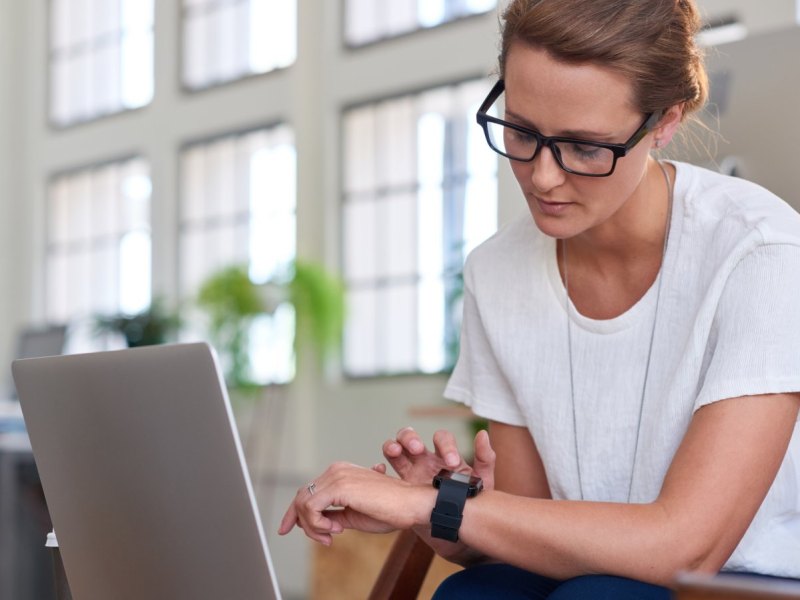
484, 121, 616, 176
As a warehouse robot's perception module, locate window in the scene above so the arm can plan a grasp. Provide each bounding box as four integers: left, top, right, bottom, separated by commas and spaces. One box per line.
46, 157, 152, 349
344, 0, 497, 47
182, 0, 297, 91
342, 79, 498, 376
179, 125, 297, 384
49, 0, 154, 127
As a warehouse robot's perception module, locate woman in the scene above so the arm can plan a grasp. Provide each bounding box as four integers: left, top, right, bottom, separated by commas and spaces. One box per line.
280, 1, 800, 597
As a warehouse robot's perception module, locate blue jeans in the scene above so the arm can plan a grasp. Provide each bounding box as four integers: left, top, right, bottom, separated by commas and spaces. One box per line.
432, 563, 671, 599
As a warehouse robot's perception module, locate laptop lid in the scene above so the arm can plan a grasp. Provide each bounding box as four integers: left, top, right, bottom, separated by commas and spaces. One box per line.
12, 342, 281, 600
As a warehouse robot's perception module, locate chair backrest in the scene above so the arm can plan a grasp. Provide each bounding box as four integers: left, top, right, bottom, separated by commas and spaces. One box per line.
368, 529, 434, 600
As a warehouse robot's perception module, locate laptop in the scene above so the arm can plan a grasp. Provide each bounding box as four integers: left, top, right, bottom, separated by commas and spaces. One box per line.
12, 342, 282, 600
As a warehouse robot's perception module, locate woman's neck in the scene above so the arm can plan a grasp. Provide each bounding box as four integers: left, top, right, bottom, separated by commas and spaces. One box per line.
558, 158, 674, 319
566, 158, 673, 273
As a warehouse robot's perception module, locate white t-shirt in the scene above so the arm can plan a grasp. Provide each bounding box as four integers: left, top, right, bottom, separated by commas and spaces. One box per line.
445, 161, 800, 577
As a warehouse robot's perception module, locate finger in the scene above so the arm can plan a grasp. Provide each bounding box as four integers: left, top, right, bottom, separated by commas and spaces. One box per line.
323, 509, 350, 532
301, 529, 333, 546
382, 436, 419, 479
382, 438, 404, 459
395, 427, 426, 455
305, 510, 339, 534
472, 429, 496, 490
278, 503, 299, 535
279, 477, 326, 535
385, 452, 416, 479
433, 429, 464, 469
295, 501, 339, 546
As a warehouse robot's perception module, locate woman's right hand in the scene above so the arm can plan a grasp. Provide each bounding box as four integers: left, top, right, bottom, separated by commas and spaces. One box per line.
380, 427, 496, 492
377, 427, 497, 565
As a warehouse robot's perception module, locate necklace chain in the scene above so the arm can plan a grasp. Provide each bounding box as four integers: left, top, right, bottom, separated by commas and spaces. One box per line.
563, 161, 674, 502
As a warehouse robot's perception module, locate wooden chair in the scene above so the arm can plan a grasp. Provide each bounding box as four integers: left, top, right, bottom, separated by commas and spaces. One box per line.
368, 529, 436, 600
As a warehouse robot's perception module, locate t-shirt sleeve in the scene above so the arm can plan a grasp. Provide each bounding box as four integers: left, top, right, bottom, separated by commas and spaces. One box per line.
444, 260, 527, 426
694, 243, 800, 413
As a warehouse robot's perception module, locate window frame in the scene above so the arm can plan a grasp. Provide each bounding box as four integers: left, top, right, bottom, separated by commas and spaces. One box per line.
341, 0, 497, 50
44, 153, 153, 329
179, 0, 298, 94
339, 74, 498, 379
176, 119, 299, 385
46, 0, 155, 129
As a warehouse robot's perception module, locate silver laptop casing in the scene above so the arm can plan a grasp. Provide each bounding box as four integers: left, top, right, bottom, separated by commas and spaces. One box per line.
13, 342, 281, 600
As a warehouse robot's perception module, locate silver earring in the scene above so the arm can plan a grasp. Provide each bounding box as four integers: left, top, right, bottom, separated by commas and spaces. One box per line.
655, 139, 663, 148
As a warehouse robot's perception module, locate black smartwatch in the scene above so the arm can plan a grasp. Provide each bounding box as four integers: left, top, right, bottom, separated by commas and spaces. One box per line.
430, 469, 483, 542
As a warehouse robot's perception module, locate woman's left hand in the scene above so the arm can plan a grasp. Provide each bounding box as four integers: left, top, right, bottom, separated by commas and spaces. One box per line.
278, 462, 435, 546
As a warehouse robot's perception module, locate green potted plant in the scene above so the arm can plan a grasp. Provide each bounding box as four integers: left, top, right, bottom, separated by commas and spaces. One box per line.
94, 297, 181, 347
196, 260, 345, 389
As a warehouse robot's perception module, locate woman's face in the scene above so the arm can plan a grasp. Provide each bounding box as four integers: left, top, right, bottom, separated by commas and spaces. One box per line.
503, 43, 658, 240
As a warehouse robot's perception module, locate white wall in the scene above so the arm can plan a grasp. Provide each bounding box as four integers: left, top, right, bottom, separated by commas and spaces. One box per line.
682, 26, 800, 211
697, 0, 796, 31
0, 0, 32, 382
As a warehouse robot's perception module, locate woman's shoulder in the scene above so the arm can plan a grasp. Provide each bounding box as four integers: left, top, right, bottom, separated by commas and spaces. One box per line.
673, 160, 800, 246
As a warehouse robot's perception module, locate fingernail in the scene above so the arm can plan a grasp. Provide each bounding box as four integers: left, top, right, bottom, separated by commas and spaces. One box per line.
410, 440, 423, 452
446, 452, 459, 466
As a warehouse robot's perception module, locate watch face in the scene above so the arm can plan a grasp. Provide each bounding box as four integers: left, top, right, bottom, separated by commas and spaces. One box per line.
449, 471, 472, 484
434, 469, 483, 493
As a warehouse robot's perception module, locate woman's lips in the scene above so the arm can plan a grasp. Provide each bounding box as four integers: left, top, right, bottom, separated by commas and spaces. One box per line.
534, 196, 573, 216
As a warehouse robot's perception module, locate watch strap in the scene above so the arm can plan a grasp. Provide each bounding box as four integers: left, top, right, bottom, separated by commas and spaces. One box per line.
430, 479, 469, 542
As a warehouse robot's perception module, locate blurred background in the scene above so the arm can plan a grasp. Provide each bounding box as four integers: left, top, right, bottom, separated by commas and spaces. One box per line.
0, 1, 798, 598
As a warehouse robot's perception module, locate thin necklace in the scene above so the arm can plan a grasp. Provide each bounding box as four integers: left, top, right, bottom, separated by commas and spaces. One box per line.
562, 160, 674, 502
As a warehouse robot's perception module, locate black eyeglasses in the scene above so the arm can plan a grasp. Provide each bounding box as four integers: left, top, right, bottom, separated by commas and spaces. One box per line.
476, 80, 662, 177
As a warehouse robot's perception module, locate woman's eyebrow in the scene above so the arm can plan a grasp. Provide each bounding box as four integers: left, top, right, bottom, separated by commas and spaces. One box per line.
504, 108, 539, 130
504, 108, 616, 141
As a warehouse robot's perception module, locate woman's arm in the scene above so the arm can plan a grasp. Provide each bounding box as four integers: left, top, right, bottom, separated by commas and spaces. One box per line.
281, 392, 797, 585
491, 421, 552, 499
457, 392, 800, 585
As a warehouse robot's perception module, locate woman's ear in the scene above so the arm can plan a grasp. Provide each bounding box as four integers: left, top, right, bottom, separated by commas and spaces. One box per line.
652, 103, 685, 149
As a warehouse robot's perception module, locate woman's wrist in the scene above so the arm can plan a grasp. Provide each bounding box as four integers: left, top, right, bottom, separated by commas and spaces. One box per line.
412, 485, 438, 528
407, 483, 491, 566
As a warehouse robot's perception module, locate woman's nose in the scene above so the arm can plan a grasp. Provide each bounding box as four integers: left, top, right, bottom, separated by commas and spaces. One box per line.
530, 144, 566, 193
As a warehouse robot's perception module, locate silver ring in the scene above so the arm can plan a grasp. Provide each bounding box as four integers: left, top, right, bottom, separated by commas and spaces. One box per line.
307, 482, 316, 495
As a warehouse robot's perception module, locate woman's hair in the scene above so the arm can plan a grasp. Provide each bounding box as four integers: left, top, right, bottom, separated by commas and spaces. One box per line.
498, 0, 709, 119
